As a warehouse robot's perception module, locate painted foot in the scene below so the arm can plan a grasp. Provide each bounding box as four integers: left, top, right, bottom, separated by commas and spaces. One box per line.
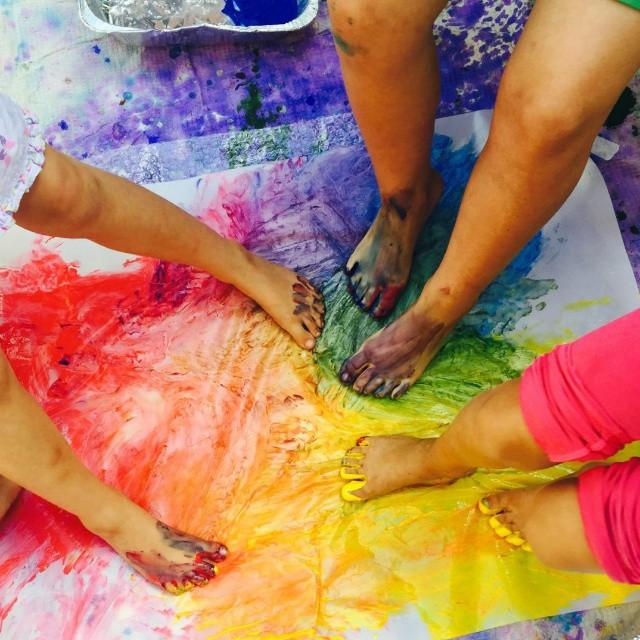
340, 301, 453, 398
0, 476, 21, 521
479, 479, 599, 573
236, 253, 325, 351
90, 507, 228, 594
340, 435, 463, 502
346, 173, 443, 319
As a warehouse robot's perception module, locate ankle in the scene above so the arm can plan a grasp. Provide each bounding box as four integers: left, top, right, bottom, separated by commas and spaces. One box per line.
417, 437, 472, 483
80, 492, 141, 539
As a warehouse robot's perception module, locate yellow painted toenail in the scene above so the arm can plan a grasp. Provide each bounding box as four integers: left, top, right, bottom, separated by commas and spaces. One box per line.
478, 497, 501, 516
489, 517, 513, 537
340, 467, 365, 481
506, 533, 526, 547
346, 452, 365, 460
522, 542, 533, 552
341, 480, 366, 503
356, 437, 370, 447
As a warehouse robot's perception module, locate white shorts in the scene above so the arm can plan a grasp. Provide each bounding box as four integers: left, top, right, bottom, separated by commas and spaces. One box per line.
0, 93, 45, 232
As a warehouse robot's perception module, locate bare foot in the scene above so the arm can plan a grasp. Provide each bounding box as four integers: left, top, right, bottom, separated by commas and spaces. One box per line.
0, 475, 21, 521
340, 301, 453, 398
88, 504, 228, 594
340, 435, 465, 501
483, 480, 600, 573
346, 172, 443, 319
234, 253, 325, 350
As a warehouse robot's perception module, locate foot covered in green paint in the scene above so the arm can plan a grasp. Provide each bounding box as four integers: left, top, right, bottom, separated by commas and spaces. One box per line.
345, 172, 443, 319
340, 435, 461, 501
234, 251, 325, 351
90, 506, 227, 594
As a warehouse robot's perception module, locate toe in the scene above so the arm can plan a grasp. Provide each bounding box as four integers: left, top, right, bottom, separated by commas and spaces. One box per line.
363, 375, 385, 395
345, 257, 359, 277
354, 282, 370, 307
198, 545, 227, 564
340, 351, 370, 384
371, 287, 402, 319
390, 380, 411, 400
353, 367, 376, 394
163, 581, 180, 595
374, 380, 396, 398
290, 321, 316, 350
302, 315, 322, 339
361, 286, 381, 312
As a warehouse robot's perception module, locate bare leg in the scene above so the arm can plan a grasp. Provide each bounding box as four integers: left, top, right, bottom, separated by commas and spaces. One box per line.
0, 349, 226, 593
341, 0, 640, 396
329, 0, 446, 318
342, 378, 550, 499
15, 149, 324, 350
342, 378, 601, 573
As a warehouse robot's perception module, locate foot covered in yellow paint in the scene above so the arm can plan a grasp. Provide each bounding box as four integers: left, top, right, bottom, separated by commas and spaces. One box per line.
340, 435, 465, 502
478, 496, 532, 552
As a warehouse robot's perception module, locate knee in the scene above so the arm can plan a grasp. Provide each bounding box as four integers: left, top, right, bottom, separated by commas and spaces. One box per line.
492, 75, 598, 160
329, 0, 438, 63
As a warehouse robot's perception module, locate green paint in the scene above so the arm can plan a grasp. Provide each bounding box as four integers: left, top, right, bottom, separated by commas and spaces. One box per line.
564, 297, 612, 312
237, 82, 279, 130
332, 32, 360, 56
223, 125, 292, 168
316, 271, 537, 427
236, 48, 279, 131
315, 136, 557, 425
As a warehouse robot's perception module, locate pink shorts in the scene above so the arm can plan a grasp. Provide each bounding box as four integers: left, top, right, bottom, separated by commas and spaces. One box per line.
520, 308, 640, 584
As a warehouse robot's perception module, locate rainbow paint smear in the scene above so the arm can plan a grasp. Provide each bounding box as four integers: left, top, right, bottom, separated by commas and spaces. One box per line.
0, 134, 639, 640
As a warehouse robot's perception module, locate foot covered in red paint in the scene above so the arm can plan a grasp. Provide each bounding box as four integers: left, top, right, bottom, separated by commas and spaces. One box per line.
235, 252, 325, 351
90, 507, 228, 594
345, 172, 442, 319
340, 287, 467, 398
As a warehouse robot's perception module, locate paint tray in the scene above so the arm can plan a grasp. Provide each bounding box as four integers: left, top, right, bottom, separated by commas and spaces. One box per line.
78, 0, 319, 46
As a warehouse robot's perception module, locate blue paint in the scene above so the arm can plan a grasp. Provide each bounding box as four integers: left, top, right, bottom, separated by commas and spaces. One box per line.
58, 120, 69, 130
123, 91, 133, 101
92, 44, 101, 54
222, 0, 301, 26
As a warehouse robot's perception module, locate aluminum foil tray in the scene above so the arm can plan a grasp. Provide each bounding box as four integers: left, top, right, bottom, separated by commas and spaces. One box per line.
79, 0, 319, 46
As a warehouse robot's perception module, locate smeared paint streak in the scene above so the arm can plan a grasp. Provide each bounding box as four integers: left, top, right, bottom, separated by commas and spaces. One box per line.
564, 297, 612, 311
332, 32, 363, 56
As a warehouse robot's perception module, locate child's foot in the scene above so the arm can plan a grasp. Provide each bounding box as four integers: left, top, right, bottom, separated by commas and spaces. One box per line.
0, 476, 21, 520
345, 172, 443, 319
88, 503, 228, 594
234, 253, 325, 351
340, 435, 464, 501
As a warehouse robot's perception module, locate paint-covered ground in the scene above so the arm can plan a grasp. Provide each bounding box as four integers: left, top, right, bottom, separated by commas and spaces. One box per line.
1, 0, 640, 638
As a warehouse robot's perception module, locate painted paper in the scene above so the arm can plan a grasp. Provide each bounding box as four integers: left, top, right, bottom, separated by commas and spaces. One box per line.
0, 112, 638, 639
